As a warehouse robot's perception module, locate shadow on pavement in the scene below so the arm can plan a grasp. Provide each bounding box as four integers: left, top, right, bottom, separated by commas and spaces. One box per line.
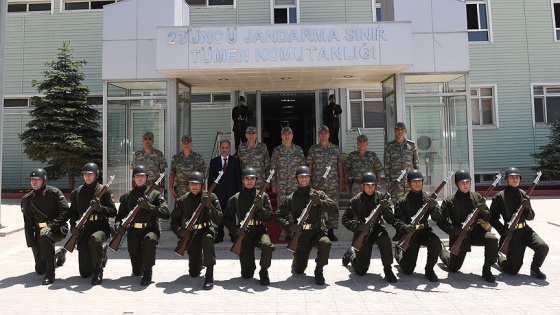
0, 271, 43, 289
275, 272, 328, 291
101, 275, 149, 292
215, 276, 269, 293
155, 274, 201, 294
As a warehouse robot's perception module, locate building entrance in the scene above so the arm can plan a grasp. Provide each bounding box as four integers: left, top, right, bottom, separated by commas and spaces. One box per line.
260, 92, 316, 155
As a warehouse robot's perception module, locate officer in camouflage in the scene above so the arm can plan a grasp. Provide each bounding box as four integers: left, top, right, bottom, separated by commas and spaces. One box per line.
384, 122, 419, 204
237, 126, 270, 187
345, 134, 384, 197
270, 126, 306, 241
116, 165, 170, 286
22, 168, 70, 285
131, 131, 167, 187
307, 125, 344, 241
169, 135, 206, 199
275, 166, 338, 285
68, 162, 117, 285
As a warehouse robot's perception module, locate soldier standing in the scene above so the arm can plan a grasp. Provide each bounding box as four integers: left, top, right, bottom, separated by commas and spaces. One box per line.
392, 170, 444, 282
68, 163, 117, 285
275, 166, 338, 285
270, 126, 306, 241
22, 168, 70, 285
307, 125, 344, 241
384, 122, 419, 204
232, 95, 253, 151
490, 167, 549, 279
130, 131, 167, 187
224, 168, 275, 286
341, 172, 397, 283
436, 170, 498, 282
116, 165, 170, 286
170, 171, 223, 290
345, 134, 384, 197
322, 94, 342, 146
169, 135, 206, 199
237, 126, 270, 187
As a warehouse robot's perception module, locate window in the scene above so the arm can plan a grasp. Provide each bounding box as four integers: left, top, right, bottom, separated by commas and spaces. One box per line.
474, 172, 500, 185
3, 98, 29, 107
374, 0, 381, 22
554, 2, 560, 40
471, 86, 496, 127
533, 85, 560, 124
349, 90, 385, 129
8, 1, 52, 13
192, 93, 231, 103
273, 0, 297, 24
466, 1, 489, 42
63, 0, 117, 11
185, 0, 234, 6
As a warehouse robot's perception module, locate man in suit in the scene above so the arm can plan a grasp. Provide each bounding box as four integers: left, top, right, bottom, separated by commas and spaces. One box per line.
208, 140, 242, 243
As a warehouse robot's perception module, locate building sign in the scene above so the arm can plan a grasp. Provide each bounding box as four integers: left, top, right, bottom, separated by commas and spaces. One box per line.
157, 23, 412, 71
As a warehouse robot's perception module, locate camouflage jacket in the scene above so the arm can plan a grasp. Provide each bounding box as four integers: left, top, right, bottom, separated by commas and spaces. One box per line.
237, 141, 270, 185
270, 143, 305, 188
131, 148, 167, 185
345, 150, 383, 182
306, 142, 341, 188
170, 151, 206, 185
383, 139, 419, 182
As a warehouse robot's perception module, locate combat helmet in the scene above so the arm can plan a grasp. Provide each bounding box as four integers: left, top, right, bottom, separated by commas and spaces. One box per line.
361, 172, 376, 184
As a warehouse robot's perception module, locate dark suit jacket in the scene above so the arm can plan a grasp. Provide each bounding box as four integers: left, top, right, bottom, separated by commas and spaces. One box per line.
208, 154, 242, 208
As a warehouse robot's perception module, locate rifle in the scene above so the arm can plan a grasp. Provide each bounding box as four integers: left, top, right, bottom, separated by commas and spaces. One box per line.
499, 171, 542, 255
174, 170, 224, 257
352, 170, 406, 252
396, 171, 454, 252
63, 175, 116, 252
108, 173, 165, 251
449, 174, 501, 256
230, 169, 275, 256
287, 166, 331, 253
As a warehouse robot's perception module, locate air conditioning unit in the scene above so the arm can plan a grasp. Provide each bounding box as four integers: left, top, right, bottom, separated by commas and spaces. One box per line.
416, 133, 441, 154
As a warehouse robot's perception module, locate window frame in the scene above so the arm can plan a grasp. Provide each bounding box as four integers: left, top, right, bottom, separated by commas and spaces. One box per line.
474, 171, 501, 185
372, 0, 381, 22
470, 85, 498, 129
60, 0, 118, 13
347, 89, 385, 130
7, 0, 53, 14
531, 83, 560, 126
552, 0, 560, 41
466, 0, 493, 43
185, 0, 235, 8
271, 0, 299, 24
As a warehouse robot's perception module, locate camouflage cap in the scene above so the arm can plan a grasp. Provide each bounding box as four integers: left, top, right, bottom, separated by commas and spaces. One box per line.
357, 134, 368, 141
281, 126, 293, 134
318, 125, 330, 133
143, 131, 154, 138
246, 126, 257, 133
181, 135, 192, 143
395, 122, 407, 129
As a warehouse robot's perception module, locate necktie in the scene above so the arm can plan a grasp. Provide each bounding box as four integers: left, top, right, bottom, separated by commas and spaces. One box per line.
222, 157, 228, 172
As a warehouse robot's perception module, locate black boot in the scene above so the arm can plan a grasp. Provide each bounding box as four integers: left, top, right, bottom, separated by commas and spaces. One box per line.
314, 267, 325, 285
425, 268, 438, 282
101, 243, 109, 268
384, 267, 397, 283
42, 260, 55, 285
327, 229, 338, 242
141, 267, 153, 286
55, 248, 67, 267
259, 269, 270, 286
91, 265, 104, 285
203, 266, 214, 290
342, 247, 354, 267
531, 267, 546, 280
482, 265, 495, 283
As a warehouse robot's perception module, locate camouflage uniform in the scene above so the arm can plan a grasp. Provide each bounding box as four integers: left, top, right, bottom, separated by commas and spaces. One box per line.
237, 142, 270, 187
345, 151, 384, 197
306, 143, 342, 229
131, 149, 167, 187
383, 139, 419, 203
270, 144, 306, 202
170, 151, 206, 196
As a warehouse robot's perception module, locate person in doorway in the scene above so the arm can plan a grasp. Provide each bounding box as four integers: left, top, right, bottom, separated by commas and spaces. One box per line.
169, 135, 206, 200
232, 95, 253, 152
322, 94, 342, 146
130, 131, 167, 188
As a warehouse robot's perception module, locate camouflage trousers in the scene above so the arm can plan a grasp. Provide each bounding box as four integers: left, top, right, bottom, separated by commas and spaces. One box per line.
322, 186, 339, 230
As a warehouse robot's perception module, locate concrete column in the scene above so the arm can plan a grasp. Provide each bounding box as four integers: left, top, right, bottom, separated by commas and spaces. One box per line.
0, 0, 9, 227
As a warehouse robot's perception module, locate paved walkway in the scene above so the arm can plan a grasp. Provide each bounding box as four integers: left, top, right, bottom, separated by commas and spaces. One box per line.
0, 198, 559, 314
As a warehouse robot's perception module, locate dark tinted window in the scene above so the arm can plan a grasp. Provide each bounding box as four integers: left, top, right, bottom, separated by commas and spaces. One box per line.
8, 4, 27, 12
4, 99, 29, 107
274, 8, 287, 24
65, 2, 89, 10
91, 1, 115, 9
29, 3, 51, 11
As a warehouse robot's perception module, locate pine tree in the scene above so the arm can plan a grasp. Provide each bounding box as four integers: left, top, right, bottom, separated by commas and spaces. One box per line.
19, 42, 102, 190
532, 118, 560, 181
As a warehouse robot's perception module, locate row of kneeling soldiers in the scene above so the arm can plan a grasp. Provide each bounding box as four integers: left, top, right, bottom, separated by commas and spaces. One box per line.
22, 163, 549, 289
